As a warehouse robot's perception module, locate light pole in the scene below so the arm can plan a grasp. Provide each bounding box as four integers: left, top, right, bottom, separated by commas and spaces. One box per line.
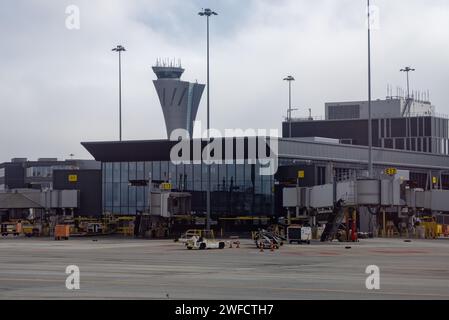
367, 0, 373, 178
400, 66, 415, 99
400, 66, 415, 147
112, 45, 126, 141
199, 8, 218, 231
283, 76, 296, 138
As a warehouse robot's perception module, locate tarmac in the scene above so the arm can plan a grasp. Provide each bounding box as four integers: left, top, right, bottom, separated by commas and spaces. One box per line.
0, 237, 448, 300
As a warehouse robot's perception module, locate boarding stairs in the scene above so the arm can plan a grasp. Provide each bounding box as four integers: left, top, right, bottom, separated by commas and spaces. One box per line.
320, 200, 345, 242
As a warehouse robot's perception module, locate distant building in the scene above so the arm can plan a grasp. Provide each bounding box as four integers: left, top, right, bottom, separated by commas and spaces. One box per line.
0, 158, 100, 191
283, 97, 449, 155
152, 60, 205, 138
0, 158, 101, 220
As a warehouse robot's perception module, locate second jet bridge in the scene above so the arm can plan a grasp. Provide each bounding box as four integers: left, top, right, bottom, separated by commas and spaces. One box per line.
283, 178, 449, 213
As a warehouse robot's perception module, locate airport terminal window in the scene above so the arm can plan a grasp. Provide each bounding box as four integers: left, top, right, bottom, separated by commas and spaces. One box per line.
184, 164, 193, 191
137, 162, 145, 180
153, 161, 161, 180
120, 183, 128, 209
219, 164, 227, 191
201, 164, 209, 191
105, 163, 113, 183
113, 182, 120, 207
144, 162, 152, 180
128, 162, 137, 180
227, 163, 236, 191
129, 185, 136, 211
27, 165, 76, 178
102, 160, 276, 216
161, 161, 169, 181
210, 164, 219, 191
235, 164, 244, 191
0, 168, 4, 178
113, 163, 120, 182
254, 164, 261, 194
170, 162, 177, 186
245, 161, 253, 192
136, 186, 145, 210
26, 166, 52, 178
121, 162, 128, 182
144, 185, 149, 208
261, 173, 272, 195
193, 164, 202, 191
105, 181, 112, 207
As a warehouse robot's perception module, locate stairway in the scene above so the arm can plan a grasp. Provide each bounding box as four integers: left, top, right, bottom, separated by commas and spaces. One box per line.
320, 200, 345, 242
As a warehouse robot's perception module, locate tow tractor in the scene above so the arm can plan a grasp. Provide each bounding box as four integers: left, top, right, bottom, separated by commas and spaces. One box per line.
180, 230, 226, 250
176, 229, 208, 244
186, 235, 226, 250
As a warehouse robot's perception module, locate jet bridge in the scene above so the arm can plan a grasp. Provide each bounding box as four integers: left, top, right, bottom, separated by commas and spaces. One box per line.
283, 177, 449, 241
283, 178, 449, 213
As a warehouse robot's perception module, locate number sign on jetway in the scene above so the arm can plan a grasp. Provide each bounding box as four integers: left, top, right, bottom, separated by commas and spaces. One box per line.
385, 168, 397, 176
160, 183, 172, 190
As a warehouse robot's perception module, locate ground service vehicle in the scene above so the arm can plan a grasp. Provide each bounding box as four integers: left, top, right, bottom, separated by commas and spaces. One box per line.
185, 235, 226, 250
1, 222, 21, 237
254, 229, 285, 249
177, 229, 215, 244
287, 225, 312, 244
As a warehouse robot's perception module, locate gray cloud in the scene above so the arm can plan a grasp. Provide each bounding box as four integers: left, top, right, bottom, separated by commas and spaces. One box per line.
0, 0, 448, 162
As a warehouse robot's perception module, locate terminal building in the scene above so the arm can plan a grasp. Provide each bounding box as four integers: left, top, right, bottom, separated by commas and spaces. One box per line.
82, 138, 449, 231
283, 97, 448, 155
81, 89, 449, 231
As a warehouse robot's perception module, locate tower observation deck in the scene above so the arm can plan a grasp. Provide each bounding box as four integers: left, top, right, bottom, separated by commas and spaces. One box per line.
152, 59, 205, 138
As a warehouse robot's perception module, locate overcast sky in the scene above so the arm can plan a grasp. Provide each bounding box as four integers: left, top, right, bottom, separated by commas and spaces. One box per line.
1, 0, 448, 162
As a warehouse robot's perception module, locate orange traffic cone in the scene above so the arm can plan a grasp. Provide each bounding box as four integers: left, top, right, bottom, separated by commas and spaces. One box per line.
270, 241, 275, 252
259, 241, 264, 252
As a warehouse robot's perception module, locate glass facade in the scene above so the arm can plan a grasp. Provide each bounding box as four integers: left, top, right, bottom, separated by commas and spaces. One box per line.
102, 161, 274, 217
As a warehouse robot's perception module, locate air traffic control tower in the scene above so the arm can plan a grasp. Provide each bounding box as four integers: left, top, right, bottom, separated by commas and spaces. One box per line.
152, 59, 205, 138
